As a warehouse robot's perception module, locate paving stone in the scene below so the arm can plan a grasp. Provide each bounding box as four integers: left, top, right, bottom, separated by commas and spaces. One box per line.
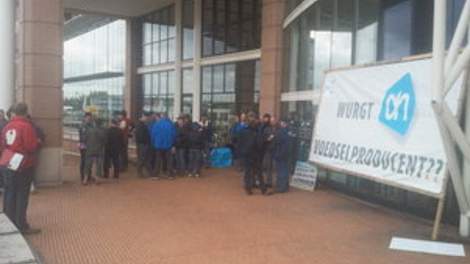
0, 233, 36, 264
0, 214, 18, 235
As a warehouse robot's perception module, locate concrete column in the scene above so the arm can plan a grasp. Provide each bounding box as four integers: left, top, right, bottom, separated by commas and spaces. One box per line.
174, 0, 183, 118
125, 18, 142, 120
259, 0, 285, 118
192, 0, 202, 121
16, 0, 64, 185
0, 0, 15, 111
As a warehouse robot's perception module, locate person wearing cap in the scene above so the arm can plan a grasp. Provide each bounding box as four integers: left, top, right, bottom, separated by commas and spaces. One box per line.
273, 119, 291, 193
78, 112, 94, 182
134, 112, 152, 177
104, 119, 124, 180
0, 103, 40, 234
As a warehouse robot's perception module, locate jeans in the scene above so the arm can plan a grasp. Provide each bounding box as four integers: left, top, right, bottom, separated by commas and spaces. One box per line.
154, 149, 174, 177
104, 152, 120, 179
275, 159, 290, 193
175, 148, 187, 174
136, 144, 152, 176
244, 158, 266, 192
188, 149, 202, 175
2, 167, 34, 230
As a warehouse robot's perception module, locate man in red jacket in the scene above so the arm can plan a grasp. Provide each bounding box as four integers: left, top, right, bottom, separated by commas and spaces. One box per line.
0, 103, 40, 234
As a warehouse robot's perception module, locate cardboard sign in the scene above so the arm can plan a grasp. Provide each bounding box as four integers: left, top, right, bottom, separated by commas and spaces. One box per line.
290, 161, 318, 191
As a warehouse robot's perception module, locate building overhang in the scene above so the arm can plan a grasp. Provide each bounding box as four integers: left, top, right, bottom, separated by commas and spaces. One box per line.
64, 0, 174, 18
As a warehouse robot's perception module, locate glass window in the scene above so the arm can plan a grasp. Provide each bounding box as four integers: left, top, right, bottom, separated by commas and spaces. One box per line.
202, 0, 261, 57
141, 5, 176, 66
183, 0, 194, 60
63, 19, 126, 128
182, 68, 194, 115
381, 0, 412, 60
201, 60, 259, 145
355, 0, 379, 64
331, 0, 353, 68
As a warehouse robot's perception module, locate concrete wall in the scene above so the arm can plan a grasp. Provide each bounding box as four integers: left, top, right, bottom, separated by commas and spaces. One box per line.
16, 0, 64, 185
259, 0, 285, 118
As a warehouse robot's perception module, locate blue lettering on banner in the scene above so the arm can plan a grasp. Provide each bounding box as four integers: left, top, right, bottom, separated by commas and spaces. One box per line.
378, 73, 416, 136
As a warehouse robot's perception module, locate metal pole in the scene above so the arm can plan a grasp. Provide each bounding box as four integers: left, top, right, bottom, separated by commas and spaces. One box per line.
0, 0, 15, 111
432, 0, 446, 103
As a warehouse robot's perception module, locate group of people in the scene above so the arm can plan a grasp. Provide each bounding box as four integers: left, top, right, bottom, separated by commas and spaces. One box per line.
79, 111, 212, 184
78, 111, 132, 184
230, 112, 291, 196
0, 103, 43, 234
80, 109, 292, 196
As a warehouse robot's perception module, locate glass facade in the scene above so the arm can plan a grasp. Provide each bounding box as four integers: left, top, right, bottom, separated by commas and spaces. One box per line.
182, 68, 194, 115
64, 20, 125, 78
283, 0, 440, 93
201, 60, 260, 145
202, 0, 261, 57
183, 0, 194, 60
63, 20, 126, 128
142, 70, 176, 118
142, 5, 176, 66
282, 0, 466, 223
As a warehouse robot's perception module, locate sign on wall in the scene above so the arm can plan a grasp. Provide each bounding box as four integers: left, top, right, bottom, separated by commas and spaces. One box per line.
290, 161, 318, 191
309, 58, 463, 197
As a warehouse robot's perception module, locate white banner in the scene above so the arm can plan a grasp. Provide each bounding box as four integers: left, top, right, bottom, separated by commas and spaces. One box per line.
290, 161, 318, 191
309, 58, 463, 197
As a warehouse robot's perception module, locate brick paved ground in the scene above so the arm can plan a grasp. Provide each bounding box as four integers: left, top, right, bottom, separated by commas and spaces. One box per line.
8, 159, 470, 264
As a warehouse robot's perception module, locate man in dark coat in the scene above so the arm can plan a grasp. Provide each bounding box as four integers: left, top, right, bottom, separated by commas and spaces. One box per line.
104, 119, 124, 179
134, 112, 152, 177
174, 116, 190, 176
273, 120, 291, 193
239, 112, 267, 195
78, 112, 94, 182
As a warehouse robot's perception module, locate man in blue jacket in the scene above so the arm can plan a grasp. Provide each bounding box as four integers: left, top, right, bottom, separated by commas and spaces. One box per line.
150, 113, 176, 180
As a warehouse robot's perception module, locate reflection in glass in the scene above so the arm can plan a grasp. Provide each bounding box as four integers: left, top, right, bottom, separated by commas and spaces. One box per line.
182, 68, 194, 115
183, 0, 194, 60
381, 0, 412, 60
141, 70, 176, 119
201, 60, 260, 145
202, 0, 261, 57
355, 0, 379, 64
141, 5, 176, 66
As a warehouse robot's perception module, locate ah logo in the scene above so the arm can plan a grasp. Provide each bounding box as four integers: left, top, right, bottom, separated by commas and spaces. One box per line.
378, 73, 416, 136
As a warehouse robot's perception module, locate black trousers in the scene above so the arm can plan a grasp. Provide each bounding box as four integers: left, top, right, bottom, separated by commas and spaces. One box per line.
2, 167, 34, 231
137, 144, 152, 176
154, 149, 173, 177
104, 152, 120, 179
80, 149, 87, 181
244, 158, 266, 192
120, 139, 129, 171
